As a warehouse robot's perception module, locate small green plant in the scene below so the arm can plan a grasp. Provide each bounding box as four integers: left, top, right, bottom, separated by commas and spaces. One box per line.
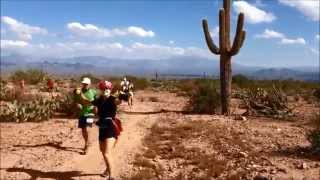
10, 69, 47, 85
126, 76, 150, 90
186, 80, 221, 114
232, 74, 251, 89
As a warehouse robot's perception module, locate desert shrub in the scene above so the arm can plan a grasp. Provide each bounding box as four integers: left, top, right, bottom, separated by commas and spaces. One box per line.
0, 97, 57, 122
150, 81, 162, 88
307, 113, 320, 151
0, 81, 16, 101
53, 91, 77, 117
313, 88, 320, 100
176, 80, 196, 96
231, 77, 319, 97
232, 74, 251, 89
10, 69, 47, 85
186, 80, 220, 114
150, 80, 179, 92
126, 76, 150, 90
240, 86, 294, 119
308, 130, 320, 151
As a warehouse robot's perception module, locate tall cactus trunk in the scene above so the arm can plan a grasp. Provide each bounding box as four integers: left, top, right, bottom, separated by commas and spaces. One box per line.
202, 0, 246, 115
220, 55, 232, 114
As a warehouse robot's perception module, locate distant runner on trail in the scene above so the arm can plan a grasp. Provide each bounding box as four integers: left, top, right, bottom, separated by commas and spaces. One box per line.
74, 77, 97, 155
47, 78, 54, 92
90, 80, 122, 179
119, 77, 134, 107
120, 77, 129, 91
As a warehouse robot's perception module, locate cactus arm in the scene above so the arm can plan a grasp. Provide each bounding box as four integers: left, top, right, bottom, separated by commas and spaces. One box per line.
239, 30, 246, 49
230, 31, 246, 56
202, 19, 220, 55
230, 13, 245, 56
219, 9, 226, 53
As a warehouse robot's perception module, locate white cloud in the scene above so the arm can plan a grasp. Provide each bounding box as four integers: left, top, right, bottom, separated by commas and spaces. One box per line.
1, 16, 48, 40
279, 0, 319, 21
256, 29, 306, 45
67, 22, 155, 38
67, 22, 111, 37
130, 42, 186, 59
1, 40, 211, 60
1, 40, 29, 48
210, 26, 219, 38
127, 26, 155, 37
233, 1, 276, 24
280, 38, 306, 45
169, 40, 175, 44
316, 34, 320, 40
255, 29, 285, 39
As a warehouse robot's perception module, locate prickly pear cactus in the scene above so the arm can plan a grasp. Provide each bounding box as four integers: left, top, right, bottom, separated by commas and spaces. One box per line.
0, 81, 16, 101
0, 97, 58, 122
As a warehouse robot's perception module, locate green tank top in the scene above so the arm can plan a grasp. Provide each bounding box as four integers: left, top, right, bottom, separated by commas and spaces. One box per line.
77, 88, 97, 117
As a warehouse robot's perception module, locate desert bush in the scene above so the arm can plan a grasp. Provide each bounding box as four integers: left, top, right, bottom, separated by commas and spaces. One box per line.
232, 74, 251, 89
53, 91, 77, 117
308, 130, 320, 151
10, 69, 47, 85
126, 76, 150, 90
186, 80, 220, 114
0, 81, 16, 101
0, 97, 57, 122
240, 86, 294, 119
307, 113, 320, 151
313, 88, 320, 100
150, 80, 162, 88
0, 89, 77, 122
232, 77, 319, 97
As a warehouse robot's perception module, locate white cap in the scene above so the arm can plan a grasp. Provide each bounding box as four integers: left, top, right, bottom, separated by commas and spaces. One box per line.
81, 77, 91, 85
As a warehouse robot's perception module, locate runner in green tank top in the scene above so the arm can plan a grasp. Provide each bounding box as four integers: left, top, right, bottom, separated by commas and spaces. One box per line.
74, 77, 97, 155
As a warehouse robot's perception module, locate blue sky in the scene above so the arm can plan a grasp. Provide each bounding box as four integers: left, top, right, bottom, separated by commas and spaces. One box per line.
1, 0, 319, 67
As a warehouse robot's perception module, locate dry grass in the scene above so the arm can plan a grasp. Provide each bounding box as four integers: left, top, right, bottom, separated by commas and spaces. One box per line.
127, 116, 266, 179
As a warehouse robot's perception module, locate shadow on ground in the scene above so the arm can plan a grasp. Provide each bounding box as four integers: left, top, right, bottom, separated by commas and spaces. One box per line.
13, 142, 83, 154
271, 145, 320, 161
120, 108, 210, 115
3, 168, 100, 180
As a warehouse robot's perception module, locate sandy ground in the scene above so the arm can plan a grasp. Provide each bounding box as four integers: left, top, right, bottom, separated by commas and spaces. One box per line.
0, 90, 184, 179
1, 90, 319, 179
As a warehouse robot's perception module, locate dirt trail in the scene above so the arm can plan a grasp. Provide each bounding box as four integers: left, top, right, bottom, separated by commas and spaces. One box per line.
1, 90, 170, 180
60, 101, 159, 179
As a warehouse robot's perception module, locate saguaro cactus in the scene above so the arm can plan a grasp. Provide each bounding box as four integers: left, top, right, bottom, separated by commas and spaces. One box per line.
202, 0, 246, 115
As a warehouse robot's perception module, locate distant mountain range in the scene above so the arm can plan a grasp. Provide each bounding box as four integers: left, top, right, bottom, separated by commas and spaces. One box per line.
1, 55, 319, 82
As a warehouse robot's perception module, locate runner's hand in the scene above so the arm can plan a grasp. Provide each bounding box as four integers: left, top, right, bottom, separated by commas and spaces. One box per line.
76, 104, 82, 110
